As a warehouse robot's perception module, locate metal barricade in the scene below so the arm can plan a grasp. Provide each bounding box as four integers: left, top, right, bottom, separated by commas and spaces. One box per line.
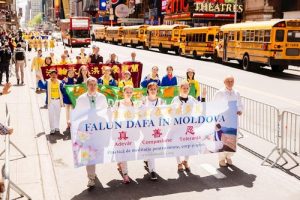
282, 111, 300, 158
175, 76, 299, 167
1, 104, 32, 200
239, 97, 279, 145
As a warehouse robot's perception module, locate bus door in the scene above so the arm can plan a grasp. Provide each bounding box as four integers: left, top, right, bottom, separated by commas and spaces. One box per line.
223, 33, 228, 62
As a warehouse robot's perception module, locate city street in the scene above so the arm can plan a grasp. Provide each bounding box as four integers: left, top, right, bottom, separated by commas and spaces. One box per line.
1, 42, 300, 200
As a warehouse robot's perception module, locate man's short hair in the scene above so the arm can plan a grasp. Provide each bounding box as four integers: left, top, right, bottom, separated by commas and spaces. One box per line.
86, 77, 97, 85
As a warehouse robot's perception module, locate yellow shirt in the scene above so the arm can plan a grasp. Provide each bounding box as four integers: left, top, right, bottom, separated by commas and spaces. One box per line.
31, 57, 45, 70
187, 79, 200, 98
118, 79, 133, 87
50, 81, 60, 99
59, 59, 70, 65
49, 39, 55, 48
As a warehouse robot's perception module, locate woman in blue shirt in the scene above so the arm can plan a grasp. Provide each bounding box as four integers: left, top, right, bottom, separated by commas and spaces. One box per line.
161, 66, 177, 86
140, 66, 160, 88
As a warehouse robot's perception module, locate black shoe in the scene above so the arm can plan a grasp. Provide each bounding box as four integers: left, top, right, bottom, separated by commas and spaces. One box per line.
21, 81, 24, 85
150, 172, 158, 181
17, 79, 19, 85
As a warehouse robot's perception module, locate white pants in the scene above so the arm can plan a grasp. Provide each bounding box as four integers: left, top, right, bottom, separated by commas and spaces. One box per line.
176, 156, 189, 164
65, 104, 72, 124
147, 159, 155, 172
86, 165, 96, 179
15, 60, 25, 82
48, 99, 61, 131
219, 152, 234, 161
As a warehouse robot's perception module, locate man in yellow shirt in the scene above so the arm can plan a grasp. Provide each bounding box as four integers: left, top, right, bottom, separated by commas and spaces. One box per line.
36, 69, 64, 134
31, 49, 45, 92
59, 54, 71, 65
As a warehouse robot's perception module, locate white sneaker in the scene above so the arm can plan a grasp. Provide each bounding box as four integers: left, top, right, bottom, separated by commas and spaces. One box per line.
87, 175, 96, 188
50, 130, 55, 134
87, 178, 95, 187
55, 128, 60, 133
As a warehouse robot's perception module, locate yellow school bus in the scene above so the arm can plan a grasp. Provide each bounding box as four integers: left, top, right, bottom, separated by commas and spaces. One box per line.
215, 19, 300, 72
145, 24, 189, 53
93, 25, 107, 41
179, 26, 220, 59
121, 25, 149, 47
105, 26, 123, 44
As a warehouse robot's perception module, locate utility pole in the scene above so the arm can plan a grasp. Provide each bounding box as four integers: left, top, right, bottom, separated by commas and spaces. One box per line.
234, 0, 237, 23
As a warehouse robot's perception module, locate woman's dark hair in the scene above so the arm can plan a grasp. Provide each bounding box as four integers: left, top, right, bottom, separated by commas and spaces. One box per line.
186, 72, 195, 80
77, 65, 90, 79
44, 57, 52, 66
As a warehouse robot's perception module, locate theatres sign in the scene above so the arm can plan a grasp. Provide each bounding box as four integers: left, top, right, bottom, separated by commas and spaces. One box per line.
164, 0, 243, 20
194, 0, 244, 13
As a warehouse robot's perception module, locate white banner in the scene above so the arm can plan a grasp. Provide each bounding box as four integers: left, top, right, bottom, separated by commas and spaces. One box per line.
71, 100, 238, 167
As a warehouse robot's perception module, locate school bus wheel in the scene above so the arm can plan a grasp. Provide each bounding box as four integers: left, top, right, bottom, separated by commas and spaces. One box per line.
143, 43, 148, 50
271, 65, 286, 73
242, 54, 253, 71
193, 51, 198, 59
178, 48, 183, 56
212, 50, 221, 63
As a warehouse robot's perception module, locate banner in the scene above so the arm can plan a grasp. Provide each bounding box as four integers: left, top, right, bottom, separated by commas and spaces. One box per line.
41, 62, 143, 88
65, 84, 196, 107
71, 100, 238, 167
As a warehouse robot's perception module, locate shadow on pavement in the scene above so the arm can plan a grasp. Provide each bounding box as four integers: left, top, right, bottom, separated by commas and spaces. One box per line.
238, 143, 300, 180
71, 165, 256, 200
46, 129, 71, 144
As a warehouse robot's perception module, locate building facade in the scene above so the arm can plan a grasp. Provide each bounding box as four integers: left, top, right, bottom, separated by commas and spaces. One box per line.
161, 0, 244, 26
244, 0, 300, 21
31, 0, 42, 19
0, 0, 19, 31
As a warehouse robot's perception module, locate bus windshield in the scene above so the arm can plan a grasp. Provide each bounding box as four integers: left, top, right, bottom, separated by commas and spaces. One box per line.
71, 30, 90, 38
287, 30, 300, 42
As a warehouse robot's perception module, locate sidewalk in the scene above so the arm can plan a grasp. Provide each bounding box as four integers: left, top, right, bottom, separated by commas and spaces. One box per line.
0, 61, 60, 199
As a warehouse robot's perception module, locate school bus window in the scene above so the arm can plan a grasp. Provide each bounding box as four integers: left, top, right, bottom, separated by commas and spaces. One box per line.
237, 31, 240, 41
140, 30, 144, 34
242, 31, 246, 41
264, 30, 271, 42
174, 30, 178, 36
287, 30, 300, 42
208, 34, 214, 42
219, 32, 223, 40
250, 30, 255, 41
275, 30, 285, 42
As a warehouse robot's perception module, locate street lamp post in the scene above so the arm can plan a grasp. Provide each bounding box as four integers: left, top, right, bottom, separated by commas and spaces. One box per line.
234, 0, 237, 24
109, 0, 113, 27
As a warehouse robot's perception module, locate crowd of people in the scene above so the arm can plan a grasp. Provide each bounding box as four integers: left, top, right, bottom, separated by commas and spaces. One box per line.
0, 29, 243, 190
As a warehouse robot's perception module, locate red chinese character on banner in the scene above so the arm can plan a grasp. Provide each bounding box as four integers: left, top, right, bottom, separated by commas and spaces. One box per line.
118, 131, 128, 140
185, 126, 195, 135
152, 129, 162, 138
